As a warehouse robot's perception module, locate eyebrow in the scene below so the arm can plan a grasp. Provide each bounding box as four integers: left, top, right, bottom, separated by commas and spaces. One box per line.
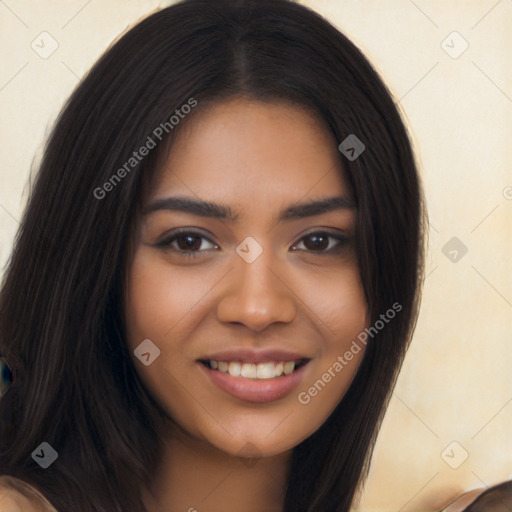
143, 195, 355, 222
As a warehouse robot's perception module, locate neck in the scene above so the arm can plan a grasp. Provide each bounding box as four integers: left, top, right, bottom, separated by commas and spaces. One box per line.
143, 423, 291, 512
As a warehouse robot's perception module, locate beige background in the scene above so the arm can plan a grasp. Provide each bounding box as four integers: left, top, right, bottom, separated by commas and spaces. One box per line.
0, 1, 511, 510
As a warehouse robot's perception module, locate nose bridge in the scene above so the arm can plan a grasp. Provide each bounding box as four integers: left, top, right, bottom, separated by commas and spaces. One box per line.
216, 242, 297, 330
237, 248, 279, 298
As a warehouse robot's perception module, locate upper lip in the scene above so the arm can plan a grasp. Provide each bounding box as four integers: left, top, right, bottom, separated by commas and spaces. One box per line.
197, 348, 311, 364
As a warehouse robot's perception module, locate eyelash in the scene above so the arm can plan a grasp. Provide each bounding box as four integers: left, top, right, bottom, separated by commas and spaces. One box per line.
154, 228, 349, 258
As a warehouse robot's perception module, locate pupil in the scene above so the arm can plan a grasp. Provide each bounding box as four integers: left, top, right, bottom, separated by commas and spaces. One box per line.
178, 234, 200, 250
306, 234, 328, 251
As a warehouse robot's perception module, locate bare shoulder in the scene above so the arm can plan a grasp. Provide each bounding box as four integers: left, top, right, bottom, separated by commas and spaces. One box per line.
0, 476, 57, 512
0, 481, 34, 512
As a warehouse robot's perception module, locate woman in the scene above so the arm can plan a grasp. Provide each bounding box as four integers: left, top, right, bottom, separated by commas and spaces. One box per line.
0, 0, 508, 510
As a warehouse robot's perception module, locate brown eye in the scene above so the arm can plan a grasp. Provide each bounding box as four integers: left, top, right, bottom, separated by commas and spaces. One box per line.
175, 233, 203, 251
154, 229, 218, 258
302, 233, 330, 251
291, 231, 349, 254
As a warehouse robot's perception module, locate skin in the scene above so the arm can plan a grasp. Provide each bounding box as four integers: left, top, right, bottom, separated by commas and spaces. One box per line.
124, 97, 369, 512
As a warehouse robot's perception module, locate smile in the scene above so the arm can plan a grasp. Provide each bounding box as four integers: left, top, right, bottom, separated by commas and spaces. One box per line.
198, 358, 311, 403
199, 359, 309, 379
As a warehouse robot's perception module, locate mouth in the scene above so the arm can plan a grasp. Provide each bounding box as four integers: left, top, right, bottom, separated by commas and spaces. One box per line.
198, 358, 310, 379
197, 357, 312, 403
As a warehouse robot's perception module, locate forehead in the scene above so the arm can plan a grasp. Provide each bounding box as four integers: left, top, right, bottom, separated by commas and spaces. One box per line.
148, 97, 349, 209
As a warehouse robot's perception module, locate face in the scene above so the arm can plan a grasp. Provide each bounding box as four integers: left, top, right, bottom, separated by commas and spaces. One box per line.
125, 97, 369, 459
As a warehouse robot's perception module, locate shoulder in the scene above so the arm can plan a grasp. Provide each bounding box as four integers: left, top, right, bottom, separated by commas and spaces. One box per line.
0, 475, 57, 512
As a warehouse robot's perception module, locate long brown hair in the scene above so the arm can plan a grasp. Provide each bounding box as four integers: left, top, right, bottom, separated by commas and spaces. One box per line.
0, 1, 426, 510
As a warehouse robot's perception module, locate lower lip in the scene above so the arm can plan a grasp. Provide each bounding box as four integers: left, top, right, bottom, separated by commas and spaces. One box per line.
199, 362, 309, 403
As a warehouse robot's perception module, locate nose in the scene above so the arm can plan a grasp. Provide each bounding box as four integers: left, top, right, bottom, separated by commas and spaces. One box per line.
216, 250, 297, 332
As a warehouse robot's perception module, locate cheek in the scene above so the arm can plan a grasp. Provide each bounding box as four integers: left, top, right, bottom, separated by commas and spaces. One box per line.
124, 252, 209, 426
123, 252, 202, 408
292, 263, 369, 415
295, 259, 368, 339
322, 264, 369, 371
124, 251, 211, 348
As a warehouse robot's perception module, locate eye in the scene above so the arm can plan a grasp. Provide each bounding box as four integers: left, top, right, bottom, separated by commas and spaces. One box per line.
154, 229, 218, 257
290, 231, 349, 254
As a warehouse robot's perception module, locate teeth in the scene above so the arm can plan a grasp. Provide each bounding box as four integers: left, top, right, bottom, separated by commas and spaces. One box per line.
228, 361, 241, 377
241, 363, 257, 378
257, 362, 275, 379
284, 361, 295, 375
208, 360, 301, 379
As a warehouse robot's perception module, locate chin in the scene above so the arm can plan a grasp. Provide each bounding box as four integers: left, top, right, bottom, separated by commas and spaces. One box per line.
189, 411, 324, 460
